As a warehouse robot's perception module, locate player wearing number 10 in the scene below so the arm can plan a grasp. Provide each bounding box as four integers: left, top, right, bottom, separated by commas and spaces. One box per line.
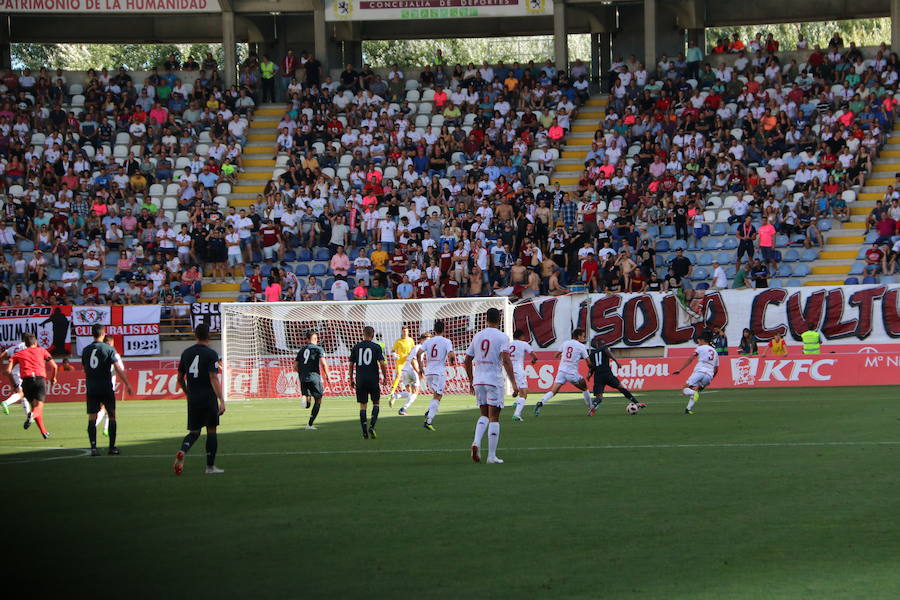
173, 325, 226, 475
349, 326, 388, 440
82, 324, 133, 457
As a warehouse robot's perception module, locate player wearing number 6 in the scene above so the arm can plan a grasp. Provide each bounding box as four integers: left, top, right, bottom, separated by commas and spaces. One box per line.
349, 326, 388, 440
173, 325, 226, 475
82, 324, 133, 456
421, 320, 455, 432
464, 308, 518, 464
533, 328, 593, 417
673, 330, 719, 414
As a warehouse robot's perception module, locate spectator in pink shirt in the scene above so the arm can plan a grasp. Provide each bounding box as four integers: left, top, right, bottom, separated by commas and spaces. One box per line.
264, 276, 282, 302
329, 246, 351, 277
149, 102, 169, 126
757, 217, 777, 271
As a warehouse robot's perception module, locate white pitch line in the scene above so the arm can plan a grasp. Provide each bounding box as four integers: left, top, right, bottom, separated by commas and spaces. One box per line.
1, 441, 896, 464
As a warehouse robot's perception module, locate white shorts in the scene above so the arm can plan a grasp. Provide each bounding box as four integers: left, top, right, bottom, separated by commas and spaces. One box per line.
425, 373, 446, 395
400, 369, 420, 388
512, 369, 527, 391
554, 369, 584, 386
474, 383, 504, 408
686, 372, 712, 388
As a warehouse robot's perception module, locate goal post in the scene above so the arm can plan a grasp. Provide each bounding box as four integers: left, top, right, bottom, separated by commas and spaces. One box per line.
220, 297, 513, 402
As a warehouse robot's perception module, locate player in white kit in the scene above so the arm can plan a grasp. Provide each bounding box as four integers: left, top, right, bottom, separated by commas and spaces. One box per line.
0, 339, 32, 426
421, 321, 455, 431
397, 333, 429, 416
464, 308, 518, 464
673, 330, 720, 414
533, 328, 593, 416
508, 329, 536, 422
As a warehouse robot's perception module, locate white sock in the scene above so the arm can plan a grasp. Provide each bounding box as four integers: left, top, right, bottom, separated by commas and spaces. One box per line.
21, 398, 31, 415
473, 416, 489, 448
425, 399, 440, 424
97, 408, 107, 427
582, 390, 592, 407
687, 391, 698, 411
403, 393, 417, 410
682, 387, 694, 397
513, 398, 525, 417
487, 422, 500, 459
540, 391, 553, 404
3, 392, 22, 406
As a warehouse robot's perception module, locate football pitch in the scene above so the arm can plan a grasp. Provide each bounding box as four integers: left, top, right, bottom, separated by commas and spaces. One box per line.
2, 387, 898, 599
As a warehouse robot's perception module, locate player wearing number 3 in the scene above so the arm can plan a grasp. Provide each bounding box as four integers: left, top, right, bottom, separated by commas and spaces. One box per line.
533, 328, 593, 417
673, 330, 720, 414
421, 320, 455, 431
464, 308, 518, 464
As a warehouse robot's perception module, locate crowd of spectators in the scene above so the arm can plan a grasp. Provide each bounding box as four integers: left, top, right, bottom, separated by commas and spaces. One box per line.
1, 33, 898, 309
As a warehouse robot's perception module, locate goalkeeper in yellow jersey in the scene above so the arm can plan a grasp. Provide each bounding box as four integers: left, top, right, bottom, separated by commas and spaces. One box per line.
389, 326, 415, 407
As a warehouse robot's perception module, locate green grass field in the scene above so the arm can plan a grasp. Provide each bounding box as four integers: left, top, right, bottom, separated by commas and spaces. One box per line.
2, 387, 899, 599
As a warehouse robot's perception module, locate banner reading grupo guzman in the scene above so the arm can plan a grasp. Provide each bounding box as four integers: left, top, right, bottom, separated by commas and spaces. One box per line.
513, 284, 900, 351
325, 0, 551, 21
1, 0, 220, 13
0, 306, 72, 353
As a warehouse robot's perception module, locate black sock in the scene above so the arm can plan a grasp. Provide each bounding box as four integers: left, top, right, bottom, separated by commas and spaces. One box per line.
620, 388, 636, 402
181, 431, 200, 453
309, 401, 321, 426
370, 405, 380, 429
87, 421, 97, 448
359, 409, 368, 435
206, 433, 218, 467
108, 419, 117, 447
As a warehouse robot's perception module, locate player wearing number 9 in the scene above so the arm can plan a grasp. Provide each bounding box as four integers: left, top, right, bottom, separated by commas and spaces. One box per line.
173, 324, 226, 475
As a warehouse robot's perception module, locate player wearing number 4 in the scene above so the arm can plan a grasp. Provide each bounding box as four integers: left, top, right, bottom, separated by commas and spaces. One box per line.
465, 308, 518, 464
82, 325, 133, 456
349, 326, 388, 440
508, 329, 536, 422
421, 320, 455, 431
296, 331, 331, 430
673, 330, 720, 414
533, 328, 593, 417
173, 325, 226, 475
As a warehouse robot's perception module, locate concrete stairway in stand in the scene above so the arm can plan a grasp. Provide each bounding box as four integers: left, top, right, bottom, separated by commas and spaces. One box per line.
549, 95, 607, 190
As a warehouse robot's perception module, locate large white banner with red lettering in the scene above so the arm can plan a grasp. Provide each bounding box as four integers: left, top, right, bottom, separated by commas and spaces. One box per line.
70, 305, 161, 356
513, 284, 900, 351
0, 306, 72, 354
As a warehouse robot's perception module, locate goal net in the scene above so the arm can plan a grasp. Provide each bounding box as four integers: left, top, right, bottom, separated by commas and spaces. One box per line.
220, 297, 513, 401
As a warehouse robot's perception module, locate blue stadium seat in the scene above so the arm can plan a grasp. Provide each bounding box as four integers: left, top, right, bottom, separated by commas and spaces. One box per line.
862, 276, 877, 284
716, 251, 732, 265
775, 234, 790, 248
800, 249, 818, 262
239, 281, 251, 292
655, 240, 670, 252
696, 282, 711, 290
646, 225, 660, 238
697, 252, 713, 266
182, 295, 196, 304
101, 266, 117, 280
660, 225, 675, 238
792, 264, 811, 277
105, 252, 118, 266
237, 294, 250, 302
702, 237, 722, 250
786, 278, 803, 287
849, 262, 865, 275
348, 248, 360, 260
671, 239, 688, 251
725, 265, 736, 277
768, 278, 783, 288
18, 240, 34, 252
97, 282, 111, 295
323, 277, 335, 290
776, 264, 793, 277
722, 238, 738, 250
297, 248, 312, 261
864, 231, 878, 244
844, 277, 859, 285
295, 264, 310, 276
711, 223, 727, 237
311, 263, 327, 276
691, 267, 709, 281
819, 219, 832, 231
728, 222, 740, 235
251, 250, 262, 263
261, 264, 272, 277
783, 249, 800, 262
883, 275, 898, 284
47, 268, 62, 281
284, 250, 297, 262
314, 247, 331, 261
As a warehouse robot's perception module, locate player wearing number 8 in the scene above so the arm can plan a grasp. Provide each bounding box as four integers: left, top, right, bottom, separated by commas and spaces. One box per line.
533, 328, 593, 416
82, 324, 133, 456
173, 325, 226, 475
349, 326, 388, 439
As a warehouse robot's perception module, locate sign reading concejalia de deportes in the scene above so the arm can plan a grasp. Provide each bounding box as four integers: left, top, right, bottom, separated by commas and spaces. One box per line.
1, 0, 220, 13
325, 0, 551, 21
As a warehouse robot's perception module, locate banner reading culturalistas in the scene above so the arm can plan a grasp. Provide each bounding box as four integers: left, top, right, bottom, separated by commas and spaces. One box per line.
325, 0, 551, 21
71, 305, 161, 356
513, 284, 900, 352
1, 0, 220, 13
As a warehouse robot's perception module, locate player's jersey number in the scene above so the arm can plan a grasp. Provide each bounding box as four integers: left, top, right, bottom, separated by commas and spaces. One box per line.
565, 346, 573, 359
357, 348, 373, 365
481, 338, 490, 357
188, 355, 200, 378
89, 349, 99, 369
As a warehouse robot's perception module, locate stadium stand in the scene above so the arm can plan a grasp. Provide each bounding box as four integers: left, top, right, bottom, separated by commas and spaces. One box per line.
0, 38, 898, 309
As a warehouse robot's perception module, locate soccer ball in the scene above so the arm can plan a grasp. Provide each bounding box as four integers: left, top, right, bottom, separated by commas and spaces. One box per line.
625, 403, 640, 415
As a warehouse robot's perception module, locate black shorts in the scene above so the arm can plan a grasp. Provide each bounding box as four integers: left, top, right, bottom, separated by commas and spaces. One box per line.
301, 375, 323, 399
593, 371, 623, 394
187, 395, 220, 431
355, 379, 380, 404
22, 377, 47, 403
86, 389, 116, 414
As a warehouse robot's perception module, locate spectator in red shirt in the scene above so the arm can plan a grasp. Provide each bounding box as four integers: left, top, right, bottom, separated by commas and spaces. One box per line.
7, 333, 57, 439
865, 243, 884, 275
874, 212, 897, 245
248, 265, 263, 299
581, 252, 600, 291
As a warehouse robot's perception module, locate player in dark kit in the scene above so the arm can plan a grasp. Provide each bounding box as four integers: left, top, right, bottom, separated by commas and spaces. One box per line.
296, 330, 331, 430
82, 324, 133, 456
349, 326, 388, 439
173, 325, 225, 475
587, 336, 644, 416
